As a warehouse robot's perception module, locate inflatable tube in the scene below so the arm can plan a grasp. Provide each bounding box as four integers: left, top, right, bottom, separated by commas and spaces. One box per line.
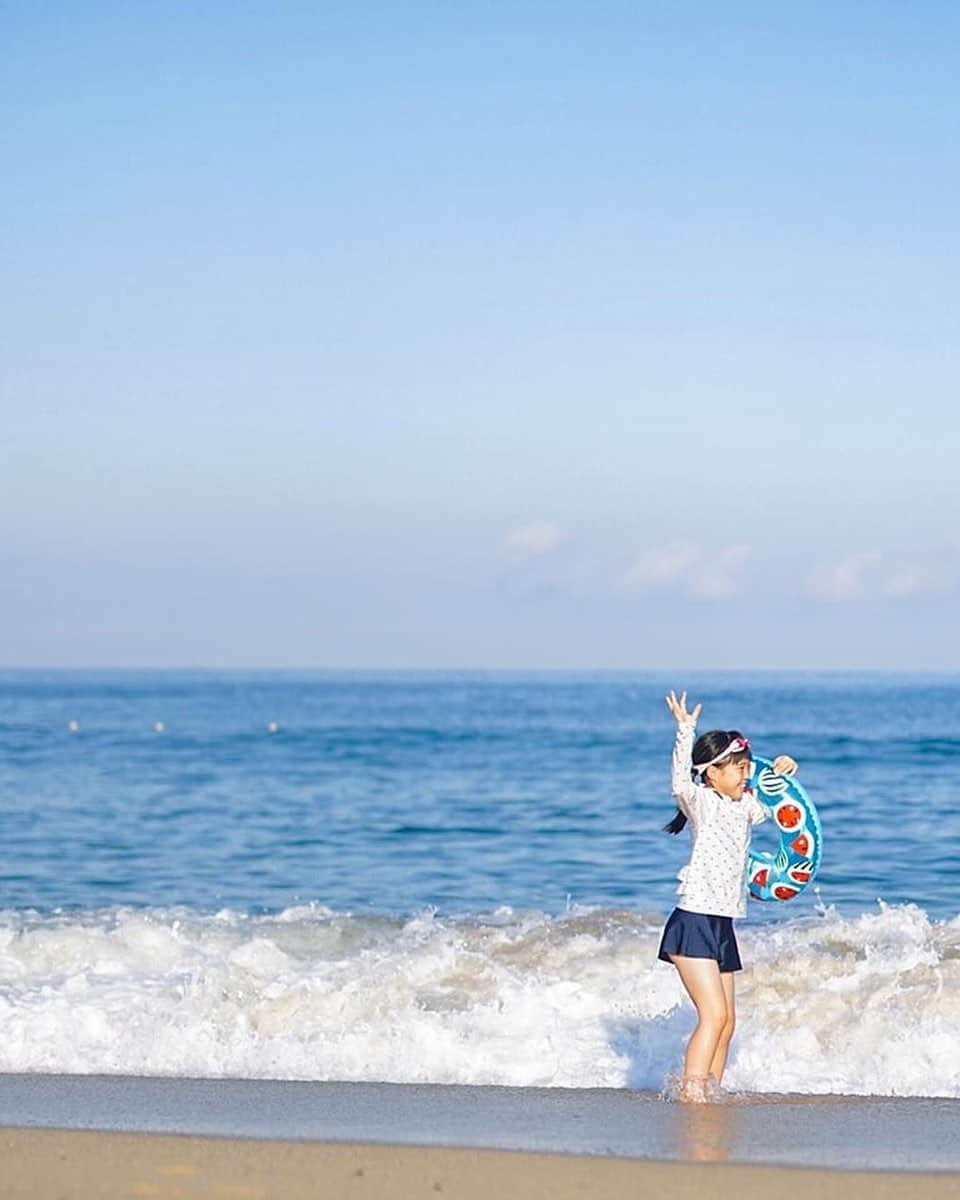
746, 757, 822, 901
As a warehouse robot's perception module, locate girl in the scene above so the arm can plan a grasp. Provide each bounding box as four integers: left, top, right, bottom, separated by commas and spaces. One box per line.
658, 690, 797, 1102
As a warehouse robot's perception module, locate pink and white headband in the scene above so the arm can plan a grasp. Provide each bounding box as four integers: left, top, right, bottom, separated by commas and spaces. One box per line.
695, 736, 751, 773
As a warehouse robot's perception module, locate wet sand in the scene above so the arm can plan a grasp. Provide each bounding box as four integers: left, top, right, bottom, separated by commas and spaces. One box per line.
3, 1075, 960, 1171
2, 1076, 959, 1198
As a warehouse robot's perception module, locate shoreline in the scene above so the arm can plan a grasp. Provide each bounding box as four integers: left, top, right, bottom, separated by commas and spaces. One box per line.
2, 1076, 959, 1173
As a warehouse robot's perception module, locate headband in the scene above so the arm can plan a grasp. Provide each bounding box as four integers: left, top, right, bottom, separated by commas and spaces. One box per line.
694, 735, 751, 773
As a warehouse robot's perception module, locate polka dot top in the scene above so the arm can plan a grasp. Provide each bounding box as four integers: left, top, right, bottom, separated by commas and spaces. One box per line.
671, 721, 769, 919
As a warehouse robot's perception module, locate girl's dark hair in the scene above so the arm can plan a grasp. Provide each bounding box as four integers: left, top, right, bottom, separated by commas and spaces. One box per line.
663, 729, 752, 834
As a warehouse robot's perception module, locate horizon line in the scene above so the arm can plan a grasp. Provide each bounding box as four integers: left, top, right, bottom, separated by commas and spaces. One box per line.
2, 665, 959, 676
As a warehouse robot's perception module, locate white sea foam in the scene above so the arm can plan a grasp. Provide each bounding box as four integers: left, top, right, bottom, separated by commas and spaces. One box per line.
0, 902, 957, 1096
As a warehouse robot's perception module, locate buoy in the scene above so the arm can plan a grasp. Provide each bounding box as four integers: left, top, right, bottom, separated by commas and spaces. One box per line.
68, 720, 79, 733
267, 721, 279, 734
154, 721, 165, 733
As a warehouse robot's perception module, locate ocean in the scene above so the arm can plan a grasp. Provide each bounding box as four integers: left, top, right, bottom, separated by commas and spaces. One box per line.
1, 670, 958, 1096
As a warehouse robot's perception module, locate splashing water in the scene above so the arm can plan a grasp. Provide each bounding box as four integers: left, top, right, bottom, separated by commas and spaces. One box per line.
1, 901, 957, 1097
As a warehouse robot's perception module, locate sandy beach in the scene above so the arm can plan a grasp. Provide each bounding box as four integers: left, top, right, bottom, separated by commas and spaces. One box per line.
2, 1076, 959, 1198
4, 1127, 960, 1200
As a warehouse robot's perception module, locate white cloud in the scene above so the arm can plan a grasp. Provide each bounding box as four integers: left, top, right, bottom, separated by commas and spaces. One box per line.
502, 522, 564, 562
623, 542, 751, 599
810, 553, 956, 601
688, 544, 751, 598
808, 553, 882, 601
881, 563, 954, 597
623, 542, 701, 590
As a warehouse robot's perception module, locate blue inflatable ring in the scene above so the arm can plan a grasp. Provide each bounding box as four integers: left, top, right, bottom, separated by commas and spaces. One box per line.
746, 757, 822, 901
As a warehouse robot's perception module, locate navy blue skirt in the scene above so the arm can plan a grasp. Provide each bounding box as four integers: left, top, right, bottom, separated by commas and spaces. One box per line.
657, 908, 743, 973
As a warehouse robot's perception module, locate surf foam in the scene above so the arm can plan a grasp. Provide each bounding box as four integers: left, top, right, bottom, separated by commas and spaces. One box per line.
0, 902, 956, 1096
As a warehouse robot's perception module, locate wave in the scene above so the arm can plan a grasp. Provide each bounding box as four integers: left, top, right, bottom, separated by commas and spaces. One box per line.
0, 902, 957, 1096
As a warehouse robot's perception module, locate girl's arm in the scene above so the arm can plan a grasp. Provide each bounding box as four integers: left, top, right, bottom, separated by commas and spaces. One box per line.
671, 719, 701, 814
666, 690, 702, 816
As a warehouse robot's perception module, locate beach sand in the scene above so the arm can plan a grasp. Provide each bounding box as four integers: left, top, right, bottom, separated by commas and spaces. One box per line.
2, 1077, 959, 1198
4, 1129, 960, 1200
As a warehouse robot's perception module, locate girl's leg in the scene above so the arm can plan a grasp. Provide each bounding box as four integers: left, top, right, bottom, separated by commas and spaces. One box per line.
670, 955, 731, 1094
707, 970, 736, 1084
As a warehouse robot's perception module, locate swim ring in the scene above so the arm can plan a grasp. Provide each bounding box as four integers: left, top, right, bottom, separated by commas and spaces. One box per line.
746, 757, 822, 902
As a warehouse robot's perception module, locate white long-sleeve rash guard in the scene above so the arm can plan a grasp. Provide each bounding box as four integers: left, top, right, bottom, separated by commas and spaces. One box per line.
670, 721, 769, 919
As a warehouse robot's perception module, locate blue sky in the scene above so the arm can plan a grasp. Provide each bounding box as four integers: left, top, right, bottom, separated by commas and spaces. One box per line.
3, 2, 959, 668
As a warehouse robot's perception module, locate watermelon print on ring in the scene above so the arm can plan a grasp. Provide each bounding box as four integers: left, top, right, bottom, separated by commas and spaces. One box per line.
747, 756, 822, 902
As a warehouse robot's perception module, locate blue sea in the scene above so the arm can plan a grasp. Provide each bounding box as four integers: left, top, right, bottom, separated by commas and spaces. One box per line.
1, 670, 958, 1095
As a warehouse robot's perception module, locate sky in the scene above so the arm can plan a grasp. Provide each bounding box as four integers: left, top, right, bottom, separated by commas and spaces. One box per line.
3, 2, 959, 669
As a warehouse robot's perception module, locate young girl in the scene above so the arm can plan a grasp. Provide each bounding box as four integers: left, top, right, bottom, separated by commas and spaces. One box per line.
658, 690, 797, 1102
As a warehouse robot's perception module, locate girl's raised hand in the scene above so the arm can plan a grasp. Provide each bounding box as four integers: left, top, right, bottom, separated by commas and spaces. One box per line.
666, 690, 701, 726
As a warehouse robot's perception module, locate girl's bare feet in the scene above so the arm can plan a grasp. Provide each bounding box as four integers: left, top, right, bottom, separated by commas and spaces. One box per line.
677, 1073, 719, 1103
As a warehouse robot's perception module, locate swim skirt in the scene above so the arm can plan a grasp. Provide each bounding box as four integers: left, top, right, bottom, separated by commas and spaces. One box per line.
657, 908, 742, 973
